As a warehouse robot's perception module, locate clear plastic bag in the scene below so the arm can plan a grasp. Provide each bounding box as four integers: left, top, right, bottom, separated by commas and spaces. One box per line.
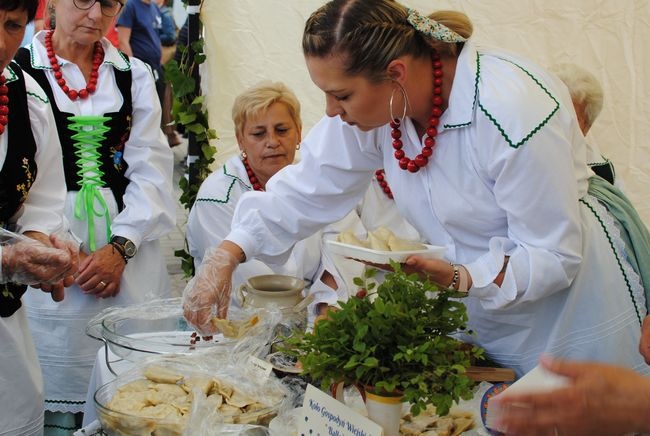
0, 227, 77, 285
94, 348, 297, 436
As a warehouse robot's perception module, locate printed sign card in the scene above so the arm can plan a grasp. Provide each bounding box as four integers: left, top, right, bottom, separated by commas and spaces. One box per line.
246, 355, 273, 380
298, 384, 383, 436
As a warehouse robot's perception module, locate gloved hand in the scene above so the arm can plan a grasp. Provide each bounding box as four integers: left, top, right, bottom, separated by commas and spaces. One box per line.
1, 232, 76, 286
182, 246, 239, 334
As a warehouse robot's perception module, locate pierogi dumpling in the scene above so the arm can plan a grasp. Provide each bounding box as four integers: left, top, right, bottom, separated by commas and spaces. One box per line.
337, 230, 369, 247
368, 230, 391, 251
387, 234, 426, 251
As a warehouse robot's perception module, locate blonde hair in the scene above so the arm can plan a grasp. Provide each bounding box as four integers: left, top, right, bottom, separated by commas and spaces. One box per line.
550, 63, 603, 131
427, 11, 473, 56
302, 0, 473, 82
232, 81, 302, 139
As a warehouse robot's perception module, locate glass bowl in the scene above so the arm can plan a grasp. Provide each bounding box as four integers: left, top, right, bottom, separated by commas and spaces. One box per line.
94, 374, 281, 435
86, 298, 237, 362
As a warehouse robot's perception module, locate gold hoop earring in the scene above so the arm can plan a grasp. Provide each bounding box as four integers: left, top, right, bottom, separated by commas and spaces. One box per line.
389, 82, 409, 123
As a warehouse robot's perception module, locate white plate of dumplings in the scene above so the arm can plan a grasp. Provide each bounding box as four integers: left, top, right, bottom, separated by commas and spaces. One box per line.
326, 227, 446, 264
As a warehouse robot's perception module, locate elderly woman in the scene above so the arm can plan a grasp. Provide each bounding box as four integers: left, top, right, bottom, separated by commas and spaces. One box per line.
15, 0, 176, 430
550, 62, 617, 185
187, 81, 345, 322
184, 0, 649, 388
0, 1, 78, 433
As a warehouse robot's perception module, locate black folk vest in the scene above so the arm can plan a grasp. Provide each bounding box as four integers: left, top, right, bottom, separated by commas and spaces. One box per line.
15, 47, 133, 210
0, 64, 39, 317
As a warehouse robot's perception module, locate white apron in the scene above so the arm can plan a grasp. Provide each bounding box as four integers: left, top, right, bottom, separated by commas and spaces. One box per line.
0, 306, 44, 435
462, 195, 648, 376
24, 189, 171, 413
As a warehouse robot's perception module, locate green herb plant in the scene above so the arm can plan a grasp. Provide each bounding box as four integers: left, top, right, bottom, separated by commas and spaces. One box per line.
286, 263, 483, 416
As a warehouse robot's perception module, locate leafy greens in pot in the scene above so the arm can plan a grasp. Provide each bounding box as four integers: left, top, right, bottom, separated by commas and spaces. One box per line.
285, 263, 484, 416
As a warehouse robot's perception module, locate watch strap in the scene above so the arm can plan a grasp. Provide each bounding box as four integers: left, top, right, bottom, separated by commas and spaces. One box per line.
109, 240, 129, 264
109, 235, 136, 263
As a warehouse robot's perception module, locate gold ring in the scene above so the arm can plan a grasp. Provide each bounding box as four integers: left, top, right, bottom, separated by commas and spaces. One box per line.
99, 280, 107, 288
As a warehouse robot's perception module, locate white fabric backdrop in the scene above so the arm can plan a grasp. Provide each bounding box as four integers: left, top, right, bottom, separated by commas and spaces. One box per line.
200, 0, 650, 224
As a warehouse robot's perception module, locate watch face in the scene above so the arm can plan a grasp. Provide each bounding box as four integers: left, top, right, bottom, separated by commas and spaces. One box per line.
124, 240, 137, 257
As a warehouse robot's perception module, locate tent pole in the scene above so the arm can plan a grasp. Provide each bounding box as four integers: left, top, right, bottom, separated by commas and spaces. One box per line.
186, 0, 202, 187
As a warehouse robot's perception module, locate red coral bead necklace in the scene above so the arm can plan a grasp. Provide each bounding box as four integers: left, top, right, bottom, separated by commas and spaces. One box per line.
391, 51, 444, 173
242, 157, 264, 191
0, 75, 9, 135
45, 30, 103, 101
375, 169, 393, 199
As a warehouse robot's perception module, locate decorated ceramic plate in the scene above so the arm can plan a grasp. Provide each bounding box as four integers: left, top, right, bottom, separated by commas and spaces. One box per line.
325, 239, 446, 264
480, 382, 512, 434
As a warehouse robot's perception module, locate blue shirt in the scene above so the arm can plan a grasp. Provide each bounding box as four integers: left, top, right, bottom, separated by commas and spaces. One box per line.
117, 0, 162, 70
158, 5, 177, 46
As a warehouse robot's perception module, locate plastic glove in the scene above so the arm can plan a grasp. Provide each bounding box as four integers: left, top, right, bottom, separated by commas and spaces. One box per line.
182, 247, 239, 334
1, 230, 76, 286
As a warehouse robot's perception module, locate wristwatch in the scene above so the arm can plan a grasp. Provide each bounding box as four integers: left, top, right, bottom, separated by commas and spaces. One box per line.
109, 236, 137, 263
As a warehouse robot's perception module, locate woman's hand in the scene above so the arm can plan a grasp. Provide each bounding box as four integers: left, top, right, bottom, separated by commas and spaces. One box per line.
491, 355, 650, 436
403, 255, 456, 287
75, 244, 127, 298
33, 233, 80, 301
2, 232, 76, 288
182, 245, 241, 334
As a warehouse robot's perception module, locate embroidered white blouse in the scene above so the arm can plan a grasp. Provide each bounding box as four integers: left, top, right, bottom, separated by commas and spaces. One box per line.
0, 64, 66, 436
24, 31, 175, 246
187, 156, 343, 317
0, 64, 66, 235
224, 40, 647, 375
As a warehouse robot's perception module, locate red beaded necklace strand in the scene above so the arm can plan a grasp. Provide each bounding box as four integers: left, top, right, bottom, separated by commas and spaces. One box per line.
391, 51, 444, 173
242, 157, 264, 191
45, 31, 103, 101
375, 169, 393, 199
0, 75, 9, 135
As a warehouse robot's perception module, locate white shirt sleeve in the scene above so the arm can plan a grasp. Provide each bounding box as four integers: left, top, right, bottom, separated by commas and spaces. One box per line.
110, 58, 176, 246
13, 73, 67, 235
227, 116, 383, 263
463, 79, 584, 309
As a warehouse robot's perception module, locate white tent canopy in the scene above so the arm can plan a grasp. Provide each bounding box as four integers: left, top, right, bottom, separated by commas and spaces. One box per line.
201, 0, 650, 224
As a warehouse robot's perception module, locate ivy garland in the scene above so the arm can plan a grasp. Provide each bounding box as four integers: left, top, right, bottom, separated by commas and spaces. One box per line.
164, 36, 218, 277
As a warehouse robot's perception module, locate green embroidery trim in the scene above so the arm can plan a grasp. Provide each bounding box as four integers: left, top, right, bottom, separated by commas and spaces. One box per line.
5, 64, 18, 83
104, 51, 131, 71
479, 57, 559, 149
580, 197, 642, 325
194, 164, 251, 205
444, 51, 480, 129
26, 90, 49, 104
27, 43, 131, 72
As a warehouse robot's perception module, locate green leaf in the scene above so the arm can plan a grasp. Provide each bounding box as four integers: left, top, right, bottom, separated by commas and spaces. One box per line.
287, 265, 481, 416
191, 95, 205, 106
363, 357, 379, 367
178, 112, 197, 124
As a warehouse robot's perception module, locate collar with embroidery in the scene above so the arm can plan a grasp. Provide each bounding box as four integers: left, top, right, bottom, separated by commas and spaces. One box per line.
28, 30, 130, 72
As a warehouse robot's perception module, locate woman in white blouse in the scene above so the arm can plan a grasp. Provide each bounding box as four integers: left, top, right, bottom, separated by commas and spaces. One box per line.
15, 0, 176, 430
0, 1, 78, 433
184, 1, 648, 379
186, 81, 345, 323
